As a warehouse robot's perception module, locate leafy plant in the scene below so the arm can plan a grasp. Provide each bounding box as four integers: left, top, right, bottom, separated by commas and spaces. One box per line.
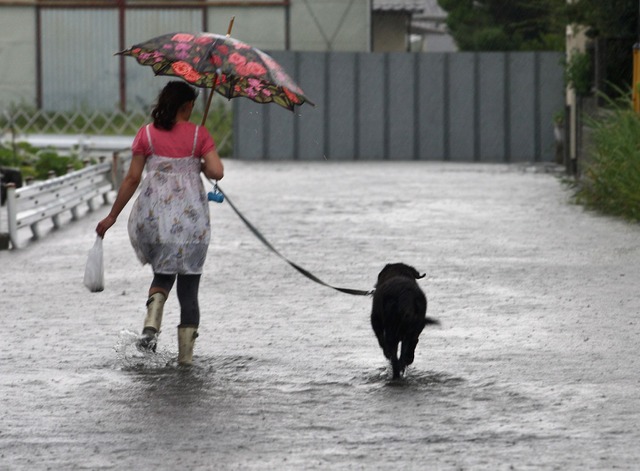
437, 0, 567, 51
33, 150, 85, 180
574, 92, 640, 221
564, 50, 593, 96
553, 109, 565, 126
0, 141, 87, 180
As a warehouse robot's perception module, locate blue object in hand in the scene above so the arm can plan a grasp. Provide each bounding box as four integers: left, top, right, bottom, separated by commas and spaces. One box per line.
207, 187, 224, 203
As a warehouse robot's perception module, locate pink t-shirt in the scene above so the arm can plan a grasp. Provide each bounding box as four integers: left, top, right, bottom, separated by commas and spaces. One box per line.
131, 122, 216, 158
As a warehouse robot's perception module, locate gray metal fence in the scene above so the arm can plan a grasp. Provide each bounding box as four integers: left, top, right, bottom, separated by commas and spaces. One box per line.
234, 51, 565, 162
12, 46, 564, 163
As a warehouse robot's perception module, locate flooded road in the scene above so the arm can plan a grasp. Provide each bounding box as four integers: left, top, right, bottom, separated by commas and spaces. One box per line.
1, 161, 639, 469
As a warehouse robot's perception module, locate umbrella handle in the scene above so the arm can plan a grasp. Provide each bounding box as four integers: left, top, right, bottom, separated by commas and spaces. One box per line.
201, 73, 217, 127
226, 16, 235, 37
201, 17, 234, 126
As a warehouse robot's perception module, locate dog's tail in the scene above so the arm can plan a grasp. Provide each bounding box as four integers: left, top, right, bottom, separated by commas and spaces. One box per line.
425, 316, 440, 326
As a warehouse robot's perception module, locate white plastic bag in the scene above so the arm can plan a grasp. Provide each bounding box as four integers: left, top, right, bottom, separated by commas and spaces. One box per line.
83, 236, 104, 292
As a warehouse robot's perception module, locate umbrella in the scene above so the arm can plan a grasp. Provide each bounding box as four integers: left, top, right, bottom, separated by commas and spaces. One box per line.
117, 20, 314, 120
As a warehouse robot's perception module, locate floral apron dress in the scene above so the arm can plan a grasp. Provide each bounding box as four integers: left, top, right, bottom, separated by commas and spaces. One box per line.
127, 124, 210, 274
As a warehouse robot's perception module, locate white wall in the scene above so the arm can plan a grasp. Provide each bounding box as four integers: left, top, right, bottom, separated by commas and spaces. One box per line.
290, 0, 370, 51
0, 7, 37, 108
209, 8, 287, 51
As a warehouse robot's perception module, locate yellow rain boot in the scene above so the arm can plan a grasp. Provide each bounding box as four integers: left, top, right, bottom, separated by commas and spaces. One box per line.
137, 292, 166, 352
177, 325, 199, 366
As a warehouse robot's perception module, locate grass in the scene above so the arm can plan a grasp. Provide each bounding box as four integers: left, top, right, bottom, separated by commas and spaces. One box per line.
574, 94, 640, 222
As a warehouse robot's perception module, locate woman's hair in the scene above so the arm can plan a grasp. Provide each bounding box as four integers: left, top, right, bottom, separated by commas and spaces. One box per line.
151, 81, 198, 130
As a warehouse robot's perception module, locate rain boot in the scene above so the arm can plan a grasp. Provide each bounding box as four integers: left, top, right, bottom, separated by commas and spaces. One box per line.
177, 325, 199, 366
137, 292, 166, 352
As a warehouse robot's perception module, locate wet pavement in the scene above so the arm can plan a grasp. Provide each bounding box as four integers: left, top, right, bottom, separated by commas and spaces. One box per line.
1, 160, 639, 470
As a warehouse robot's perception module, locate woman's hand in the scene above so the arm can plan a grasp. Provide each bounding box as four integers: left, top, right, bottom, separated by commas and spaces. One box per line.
96, 215, 117, 238
201, 149, 224, 181
94, 153, 145, 238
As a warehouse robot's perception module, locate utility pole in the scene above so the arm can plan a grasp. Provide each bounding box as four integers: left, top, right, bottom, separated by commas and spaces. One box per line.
633, 0, 640, 112
118, 0, 126, 112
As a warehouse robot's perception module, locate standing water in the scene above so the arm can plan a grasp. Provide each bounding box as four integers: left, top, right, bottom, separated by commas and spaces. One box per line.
1, 161, 639, 469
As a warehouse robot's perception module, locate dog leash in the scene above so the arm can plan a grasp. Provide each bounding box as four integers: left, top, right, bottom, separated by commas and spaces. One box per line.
210, 181, 374, 297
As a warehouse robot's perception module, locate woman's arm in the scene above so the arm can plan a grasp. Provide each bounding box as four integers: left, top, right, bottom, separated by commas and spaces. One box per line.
95, 153, 146, 238
201, 148, 224, 181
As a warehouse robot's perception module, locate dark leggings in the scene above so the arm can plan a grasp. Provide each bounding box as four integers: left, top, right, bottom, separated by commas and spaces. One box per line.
151, 273, 201, 326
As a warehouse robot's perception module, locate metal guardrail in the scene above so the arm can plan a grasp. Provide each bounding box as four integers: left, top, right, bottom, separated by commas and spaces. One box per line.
1, 151, 132, 250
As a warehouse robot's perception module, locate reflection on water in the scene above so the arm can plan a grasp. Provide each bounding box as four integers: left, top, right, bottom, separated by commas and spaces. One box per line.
369, 369, 466, 390
3, 162, 639, 469
66, 303, 632, 469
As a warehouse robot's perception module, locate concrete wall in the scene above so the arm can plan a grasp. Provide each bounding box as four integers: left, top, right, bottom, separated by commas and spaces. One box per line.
234, 51, 565, 162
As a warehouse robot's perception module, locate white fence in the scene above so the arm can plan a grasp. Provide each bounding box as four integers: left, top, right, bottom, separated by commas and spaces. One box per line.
1, 151, 132, 249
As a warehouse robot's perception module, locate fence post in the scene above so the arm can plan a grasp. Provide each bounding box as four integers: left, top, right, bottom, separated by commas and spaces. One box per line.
112, 150, 126, 190
6, 184, 18, 249
111, 152, 118, 191
0, 177, 8, 249
30, 222, 42, 240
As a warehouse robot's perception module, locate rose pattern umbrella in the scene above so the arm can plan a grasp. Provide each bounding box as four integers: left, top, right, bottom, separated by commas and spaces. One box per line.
118, 32, 313, 111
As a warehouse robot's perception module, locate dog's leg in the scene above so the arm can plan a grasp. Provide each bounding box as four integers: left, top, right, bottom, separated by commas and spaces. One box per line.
385, 337, 402, 379
371, 313, 386, 353
400, 337, 420, 367
391, 353, 402, 379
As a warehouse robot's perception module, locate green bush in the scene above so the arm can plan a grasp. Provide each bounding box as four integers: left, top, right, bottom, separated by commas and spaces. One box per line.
564, 50, 593, 96
0, 141, 87, 180
33, 150, 85, 179
574, 95, 640, 221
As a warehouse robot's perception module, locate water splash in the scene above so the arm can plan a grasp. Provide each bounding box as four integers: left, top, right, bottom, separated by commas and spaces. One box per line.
113, 329, 177, 370
362, 366, 465, 389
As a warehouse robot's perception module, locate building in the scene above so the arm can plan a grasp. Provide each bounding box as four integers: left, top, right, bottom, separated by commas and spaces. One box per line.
372, 0, 455, 52
0, 0, 373, 109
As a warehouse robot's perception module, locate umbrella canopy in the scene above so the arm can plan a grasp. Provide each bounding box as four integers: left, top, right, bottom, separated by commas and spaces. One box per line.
118, 32, 314, 111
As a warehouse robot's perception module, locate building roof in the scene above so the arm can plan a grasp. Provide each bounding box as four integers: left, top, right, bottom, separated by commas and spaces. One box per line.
373, 0, 447, 19
372, 0, 424, 14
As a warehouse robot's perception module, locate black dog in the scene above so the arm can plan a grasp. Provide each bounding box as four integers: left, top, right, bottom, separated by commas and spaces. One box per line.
371, 263, 439, 379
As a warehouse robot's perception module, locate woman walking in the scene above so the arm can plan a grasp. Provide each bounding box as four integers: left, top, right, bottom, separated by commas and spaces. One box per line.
96, 81, 224, 365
